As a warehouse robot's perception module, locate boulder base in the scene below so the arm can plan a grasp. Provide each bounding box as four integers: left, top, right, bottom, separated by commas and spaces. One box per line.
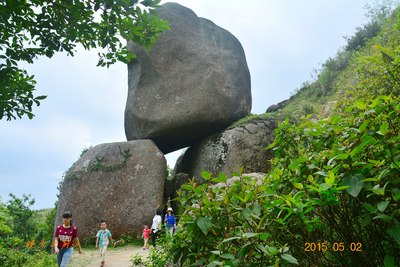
55, 140, 166, 240
173, 119, 277, 183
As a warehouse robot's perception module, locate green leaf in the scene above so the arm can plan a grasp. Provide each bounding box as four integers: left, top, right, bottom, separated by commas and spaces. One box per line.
387, 225, 400, 245
293, 183, 303, 189
315, 171, 328, 177
384, 255, 395, 267
289, 157, 308, 170
377, 201, 389, 212
281, 254, 299, 265
325, 171, 335, 187
378, 121, 389, 135
359, 120, 370, 132
260, 232, 269, 241
243, 232, 260, 239
197, 217, 211, 235
362, 202, 377, 213
222, 236, 241, 243
327, 153, 349, 166
336, 186, 349, 191
373, 214, 392, 223
361, 214, 372, 227
267, 246, 279, 256
212, 172, 227, 183
343, 174, 364, 197
252, 204, 261, 217
350, 136, 375, 157
220, 253, 235, 260
391, 188, 400, 201
242, 208, 251, 220
211, 250, 222, 255
202, 171, 211, 180
254, 243, 268, 254
355, 99, 366, 110
180, 184, 193, 191
208, 261, 223, 267
372, 183, 386, 196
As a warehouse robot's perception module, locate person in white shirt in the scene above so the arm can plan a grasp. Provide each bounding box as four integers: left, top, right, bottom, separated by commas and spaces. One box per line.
151, 209, 162, 247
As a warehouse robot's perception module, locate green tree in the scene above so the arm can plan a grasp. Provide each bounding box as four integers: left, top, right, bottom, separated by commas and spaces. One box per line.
0, 0, 169, 121
6, 194, 36, 242
0, 202, 13, 246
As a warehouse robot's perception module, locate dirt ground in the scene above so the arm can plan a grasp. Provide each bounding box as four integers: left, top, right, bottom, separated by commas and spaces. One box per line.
68, 245, 149, 267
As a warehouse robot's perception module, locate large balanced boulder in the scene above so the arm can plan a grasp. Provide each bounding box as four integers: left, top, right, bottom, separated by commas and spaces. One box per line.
173, 119, 277, 183
125, 2, 252, 154
55, 140, 166, 240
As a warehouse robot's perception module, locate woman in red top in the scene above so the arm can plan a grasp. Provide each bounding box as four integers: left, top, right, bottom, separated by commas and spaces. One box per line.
54, 211, 82, 267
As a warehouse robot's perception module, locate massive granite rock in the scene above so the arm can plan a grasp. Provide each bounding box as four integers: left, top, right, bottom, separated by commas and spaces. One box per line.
172, 118, 277, 184
125, 2, 251, 154
55, 140, 166, 240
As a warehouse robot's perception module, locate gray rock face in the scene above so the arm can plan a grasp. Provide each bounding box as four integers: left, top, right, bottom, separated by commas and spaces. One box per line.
265, 99, 289, 113
55, 140, 166, 240
173, 119, 277, 183
125, 2, 252, 154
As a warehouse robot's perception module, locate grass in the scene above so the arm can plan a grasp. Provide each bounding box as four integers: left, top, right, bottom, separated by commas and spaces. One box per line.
34, 208, 53, 224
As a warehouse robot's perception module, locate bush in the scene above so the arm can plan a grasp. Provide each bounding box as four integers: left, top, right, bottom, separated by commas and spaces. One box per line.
166, 172, 298, 266
267, 93, 400, 266
0, 196, 57, 267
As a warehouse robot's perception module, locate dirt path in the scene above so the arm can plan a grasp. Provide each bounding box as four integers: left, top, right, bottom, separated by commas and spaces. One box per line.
69, 245, 149, 267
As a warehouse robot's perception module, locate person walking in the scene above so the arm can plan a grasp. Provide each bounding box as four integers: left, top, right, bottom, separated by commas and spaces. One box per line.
151, 209, 162, 247
54, 211, 82, 267
164, 207, 176, 236
96, 220, 113, 267
142, 225, 151, 249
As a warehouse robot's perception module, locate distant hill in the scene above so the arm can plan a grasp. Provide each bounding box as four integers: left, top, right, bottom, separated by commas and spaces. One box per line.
234, 3, 400, 125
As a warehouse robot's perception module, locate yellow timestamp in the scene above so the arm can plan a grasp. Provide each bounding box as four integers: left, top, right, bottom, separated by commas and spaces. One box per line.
304, 242, 362, 252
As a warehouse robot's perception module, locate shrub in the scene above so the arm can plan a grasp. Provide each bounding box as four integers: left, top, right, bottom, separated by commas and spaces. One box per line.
168, 172, 298, 266
267, 93, 400, 266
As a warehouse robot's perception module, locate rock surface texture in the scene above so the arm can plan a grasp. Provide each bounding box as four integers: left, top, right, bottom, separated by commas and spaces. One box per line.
125, 2, 251, 154
173, 119, 277, 183
55, 140, 166, 240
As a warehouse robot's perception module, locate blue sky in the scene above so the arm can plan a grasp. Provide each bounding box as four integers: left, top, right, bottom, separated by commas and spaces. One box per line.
0, 0, 373, 209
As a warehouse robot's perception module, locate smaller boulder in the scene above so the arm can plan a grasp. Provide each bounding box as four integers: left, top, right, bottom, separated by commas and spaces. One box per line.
173, 118, 277, 183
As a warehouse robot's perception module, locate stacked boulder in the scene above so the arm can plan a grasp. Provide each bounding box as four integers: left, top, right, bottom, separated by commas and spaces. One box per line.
124, 2, 252, 154
57, 3, 277, 240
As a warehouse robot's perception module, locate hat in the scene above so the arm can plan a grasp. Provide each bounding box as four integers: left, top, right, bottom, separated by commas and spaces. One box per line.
167, 207, 173, 212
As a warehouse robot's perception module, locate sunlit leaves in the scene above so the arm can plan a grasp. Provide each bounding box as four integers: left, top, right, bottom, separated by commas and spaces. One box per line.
171, 173, 297, 266
269, 91, 400, 264
1, 0, 169, 120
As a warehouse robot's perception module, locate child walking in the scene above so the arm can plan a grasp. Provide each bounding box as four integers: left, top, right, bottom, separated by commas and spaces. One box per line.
96, 221, 113, 267
142, 225, 151, 250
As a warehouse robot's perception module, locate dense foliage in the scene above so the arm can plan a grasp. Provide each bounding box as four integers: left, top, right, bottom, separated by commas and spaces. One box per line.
0, 0, 169, 121
0, 195, 56, 266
